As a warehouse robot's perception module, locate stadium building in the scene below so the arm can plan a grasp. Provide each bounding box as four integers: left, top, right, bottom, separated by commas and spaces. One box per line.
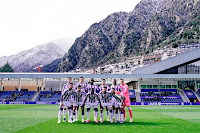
0, 48, 200, 105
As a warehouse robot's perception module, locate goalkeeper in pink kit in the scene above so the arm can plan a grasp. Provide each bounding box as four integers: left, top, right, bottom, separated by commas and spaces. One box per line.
120, 79, 133, 122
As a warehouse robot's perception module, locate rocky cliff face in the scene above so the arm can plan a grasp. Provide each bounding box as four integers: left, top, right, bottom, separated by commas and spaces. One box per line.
58, 12, 129, 71
56, 0, 200, 72
139, 0, 200, 53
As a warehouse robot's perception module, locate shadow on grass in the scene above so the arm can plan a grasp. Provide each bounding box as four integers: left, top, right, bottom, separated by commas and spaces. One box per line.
74, 121, 172, 126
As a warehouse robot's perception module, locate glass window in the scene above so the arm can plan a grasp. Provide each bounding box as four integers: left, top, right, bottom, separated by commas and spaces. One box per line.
147, 85, 152, 89
172, 85, 177, 88
153, 85, 158, 88
141, 85, 146, 89
166, 85, 172, 89
159, 85, 165, 89
178, 60, 200, 74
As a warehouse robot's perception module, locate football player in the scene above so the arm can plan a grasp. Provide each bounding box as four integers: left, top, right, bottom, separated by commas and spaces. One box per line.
73, 85, 86, 122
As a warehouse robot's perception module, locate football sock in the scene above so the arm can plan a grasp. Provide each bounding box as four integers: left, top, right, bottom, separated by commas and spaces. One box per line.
68, 107, 72, 121
87, 108, 90, 120
128, 107, 133, 119
110, 110, 113, 121
73, 110, 75, 120
76, 109, 78, 119
82, 110, 84, 120
106, 110, 109, 119
58, 108, 63, 122
120, 110, 124, 121
63, 108, 66, 121
123, 109, 126, 119
100, 110, 104, 120
115, 112, 118, 121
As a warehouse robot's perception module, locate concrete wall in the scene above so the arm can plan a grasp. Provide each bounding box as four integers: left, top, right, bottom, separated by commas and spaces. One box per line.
2, 80, 44, 91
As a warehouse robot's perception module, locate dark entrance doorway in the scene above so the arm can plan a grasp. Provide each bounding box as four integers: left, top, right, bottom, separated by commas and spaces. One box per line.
178, 81, 195, 91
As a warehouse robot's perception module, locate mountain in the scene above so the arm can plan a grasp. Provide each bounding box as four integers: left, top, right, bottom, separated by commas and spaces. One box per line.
0, 38, 74, 72
57, 12, 129, 72
139, 0, 200, 53
53, 0, 200, 72
37, 58, 62, 72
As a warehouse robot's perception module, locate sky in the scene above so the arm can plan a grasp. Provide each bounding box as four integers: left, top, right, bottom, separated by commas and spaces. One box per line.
0, 0, 141, 57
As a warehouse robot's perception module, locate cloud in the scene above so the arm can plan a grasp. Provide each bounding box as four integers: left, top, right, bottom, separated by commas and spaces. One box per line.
0, 0, 140, 57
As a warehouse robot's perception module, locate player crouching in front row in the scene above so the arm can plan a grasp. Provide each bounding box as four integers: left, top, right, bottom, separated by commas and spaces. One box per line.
73, 85, 86, 122
111, 88, 125, 123
99, 86, 113, 123
82, 88, 101, 123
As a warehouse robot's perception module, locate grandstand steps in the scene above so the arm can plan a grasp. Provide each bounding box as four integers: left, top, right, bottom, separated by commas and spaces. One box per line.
136, 92, 141, 102
32, 91, 40, 101
179, 90, 190, 102
194, 92, 200, 101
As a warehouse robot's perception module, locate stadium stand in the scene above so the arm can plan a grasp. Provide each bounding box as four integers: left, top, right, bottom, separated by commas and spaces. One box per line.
140, 89, 183, 102
128, 90, 136, 102
0, 91, 35, 102
183, 89, 197, 102
197, 89, 200, 97
35, 91, 61, 102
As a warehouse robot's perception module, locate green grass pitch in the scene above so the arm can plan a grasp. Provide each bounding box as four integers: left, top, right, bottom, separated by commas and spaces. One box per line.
0, 105, 200, 133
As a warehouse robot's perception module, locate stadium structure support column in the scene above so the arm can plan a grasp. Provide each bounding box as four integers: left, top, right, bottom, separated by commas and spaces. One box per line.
18, 78, 21, 91
36, 78, 38, 91
0, 78, 2, 91
137, 79, 141, 92
195, 80, 198, 92
41, 78, 44, 91
59, 78, 62, 91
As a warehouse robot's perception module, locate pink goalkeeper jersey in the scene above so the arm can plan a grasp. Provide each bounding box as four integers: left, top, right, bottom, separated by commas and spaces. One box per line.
120, 84, 130, 99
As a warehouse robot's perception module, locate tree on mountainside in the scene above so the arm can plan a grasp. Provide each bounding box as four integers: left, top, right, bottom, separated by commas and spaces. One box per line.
0, 62, 14, 72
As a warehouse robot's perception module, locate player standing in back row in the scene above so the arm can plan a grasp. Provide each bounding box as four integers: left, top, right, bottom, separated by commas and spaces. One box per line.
57, 77, 73, 123
75, 77, 87, 92
120, 79, 133, 122
58, 83, 75, 123
86, 78, 99, 94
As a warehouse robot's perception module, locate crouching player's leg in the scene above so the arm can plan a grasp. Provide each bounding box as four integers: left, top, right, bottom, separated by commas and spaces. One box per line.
112, 106, 115, 121
86, 104, 91, 123
73, 104, 77, 122
119, 105, 124, 124
114, 107, 119, 123
86, 104, 98, 123
57, 104, 64, 123
100, 106, 104, 123
67, 106, 73, 123
76, 105, 79, 121
63, 107, 67, 122
58, 102, 67, 123
108, 106, 114, 123
81, 105, 85, 122
115, 102, 124, 123
105, 106, 109, 122
66, 101, 74, 123
93, 104, 99, 123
